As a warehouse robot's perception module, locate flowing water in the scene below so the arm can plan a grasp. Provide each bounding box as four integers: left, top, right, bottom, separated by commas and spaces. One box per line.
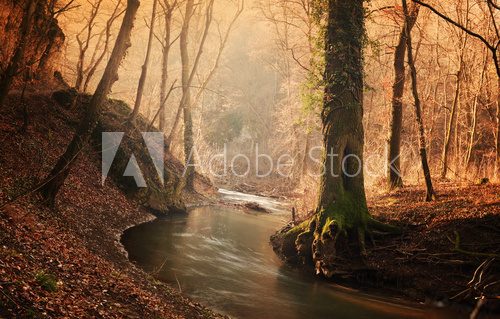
121, 189, 462, 319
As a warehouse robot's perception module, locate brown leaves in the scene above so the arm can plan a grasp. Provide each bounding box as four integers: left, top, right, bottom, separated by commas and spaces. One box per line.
0, 94, 220, 318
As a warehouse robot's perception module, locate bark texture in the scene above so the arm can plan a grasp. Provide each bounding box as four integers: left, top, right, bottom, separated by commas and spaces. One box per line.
271, 0, 399, 277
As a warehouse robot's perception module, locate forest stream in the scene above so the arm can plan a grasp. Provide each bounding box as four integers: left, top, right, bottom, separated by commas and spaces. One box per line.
121, 190, 463, 319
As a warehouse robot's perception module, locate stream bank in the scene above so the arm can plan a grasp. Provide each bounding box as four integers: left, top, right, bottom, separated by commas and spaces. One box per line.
0, 92, 222, 318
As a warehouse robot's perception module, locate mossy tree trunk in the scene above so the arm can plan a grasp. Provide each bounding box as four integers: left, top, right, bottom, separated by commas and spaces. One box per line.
271, 0, 399, 277
311, 0, 368, 276
40, 0, 140, 205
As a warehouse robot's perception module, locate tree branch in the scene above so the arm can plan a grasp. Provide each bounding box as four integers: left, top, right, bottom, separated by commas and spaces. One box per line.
411, 0, 499, 78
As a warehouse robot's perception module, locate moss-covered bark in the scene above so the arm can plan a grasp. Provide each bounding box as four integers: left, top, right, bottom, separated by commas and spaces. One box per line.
271, 0, 399, 277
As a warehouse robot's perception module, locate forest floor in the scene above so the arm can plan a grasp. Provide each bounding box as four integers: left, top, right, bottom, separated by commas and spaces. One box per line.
0, 92, 222, 318
364, 182, 500, 309
0, 91, 499, 317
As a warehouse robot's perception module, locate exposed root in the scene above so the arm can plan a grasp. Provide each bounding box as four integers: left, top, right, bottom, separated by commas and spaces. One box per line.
368, 218, 402, 234
450, 232, 500, 258
271, 200, 400, 277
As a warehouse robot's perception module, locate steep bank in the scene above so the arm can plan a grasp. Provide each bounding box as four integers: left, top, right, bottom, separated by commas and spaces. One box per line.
0, 91, 220, 318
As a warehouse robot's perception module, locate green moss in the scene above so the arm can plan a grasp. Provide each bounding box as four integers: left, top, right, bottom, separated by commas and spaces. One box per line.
35, 271, 58, 292
317, 191, 368, 234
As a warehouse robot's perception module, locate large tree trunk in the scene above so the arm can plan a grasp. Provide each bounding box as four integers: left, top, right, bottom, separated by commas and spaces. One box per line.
387, 5, 419, 189
0, 0, 37, 107
129, 0, 157, 121
271, 0, 399, 277
40, 0, 140, 205
403, 0, 435, 201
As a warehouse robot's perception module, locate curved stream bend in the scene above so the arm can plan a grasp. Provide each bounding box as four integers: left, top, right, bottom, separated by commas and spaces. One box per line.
121, 189, 460, 319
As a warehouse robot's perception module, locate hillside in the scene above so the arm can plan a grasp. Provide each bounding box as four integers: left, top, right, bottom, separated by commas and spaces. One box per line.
0, 91, 219, 318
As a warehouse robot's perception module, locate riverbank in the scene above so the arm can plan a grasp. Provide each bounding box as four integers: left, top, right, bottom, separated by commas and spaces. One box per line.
0, 92, 222, 318
271, 182, 500, 315
366, 183, 500, 306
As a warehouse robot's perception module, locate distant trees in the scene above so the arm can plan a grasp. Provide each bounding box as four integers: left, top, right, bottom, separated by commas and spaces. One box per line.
409, 0, 499, 179
167, 0, 242, 190
357, 0, 500, 193
74, 0, 125, 93
41, 0, 140, 204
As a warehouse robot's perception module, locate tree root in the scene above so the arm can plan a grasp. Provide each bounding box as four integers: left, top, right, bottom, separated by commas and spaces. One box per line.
451, 232, 500, 258
271, 207, 401, 278
368, 218, 402, 235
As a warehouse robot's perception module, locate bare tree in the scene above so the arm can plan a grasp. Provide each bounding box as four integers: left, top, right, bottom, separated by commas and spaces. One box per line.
465, 48, 488, 168
129, 0, 158, 122
411, 0, 499, 78
157, 0, 179, 131
181, 0, 212, 189
166, 0, 213, 147
191, 0, 243, 107
441, 22, 468, 179
74, 0, 104, 91
40, 0, 140, 204
387, 4, 419, 189
82, 0, 124, 92
403, 0, 436, 201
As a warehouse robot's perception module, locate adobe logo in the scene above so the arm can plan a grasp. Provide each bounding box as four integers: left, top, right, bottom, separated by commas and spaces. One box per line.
101, 132, 164, 187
